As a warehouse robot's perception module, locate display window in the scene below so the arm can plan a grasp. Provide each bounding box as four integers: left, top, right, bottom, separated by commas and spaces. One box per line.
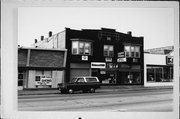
147, 66, 173, 82
117, 71, 141, 84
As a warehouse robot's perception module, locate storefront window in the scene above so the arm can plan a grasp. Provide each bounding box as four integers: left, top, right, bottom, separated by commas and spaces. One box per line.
147, 66, 173, 82
117, 71, 141, 84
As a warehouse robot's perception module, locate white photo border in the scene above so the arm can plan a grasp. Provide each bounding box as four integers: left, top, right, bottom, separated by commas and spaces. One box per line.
1, 0, 179, 119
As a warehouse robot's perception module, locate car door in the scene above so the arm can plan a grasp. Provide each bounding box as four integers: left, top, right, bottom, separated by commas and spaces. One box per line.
76, 78, 85, 91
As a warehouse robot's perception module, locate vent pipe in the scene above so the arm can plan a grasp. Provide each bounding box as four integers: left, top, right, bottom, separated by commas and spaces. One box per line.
41, 36, 44, 41
34, 39, 38, 43
49, 31, 52, 37
127, 31, 132, 36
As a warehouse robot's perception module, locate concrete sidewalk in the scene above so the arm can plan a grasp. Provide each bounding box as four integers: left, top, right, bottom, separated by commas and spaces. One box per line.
18, 85, 173, 96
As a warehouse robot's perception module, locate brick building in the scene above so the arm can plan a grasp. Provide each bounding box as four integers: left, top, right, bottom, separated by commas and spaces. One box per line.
33, 28, 144, 85
18, 47, 67, 89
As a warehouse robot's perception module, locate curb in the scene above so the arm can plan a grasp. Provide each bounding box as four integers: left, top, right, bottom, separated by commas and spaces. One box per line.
18, 86, 173, 96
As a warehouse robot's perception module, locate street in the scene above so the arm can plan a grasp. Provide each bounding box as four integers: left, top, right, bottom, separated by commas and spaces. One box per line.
18, 88, 173, 112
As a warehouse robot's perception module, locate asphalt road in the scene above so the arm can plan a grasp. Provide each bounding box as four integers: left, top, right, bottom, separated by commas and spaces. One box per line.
18, 88, 173, 112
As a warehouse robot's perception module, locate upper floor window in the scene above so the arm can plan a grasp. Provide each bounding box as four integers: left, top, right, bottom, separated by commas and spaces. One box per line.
104, 45, 114, 57
72, 41, 92, 55
124, 45, 140, 58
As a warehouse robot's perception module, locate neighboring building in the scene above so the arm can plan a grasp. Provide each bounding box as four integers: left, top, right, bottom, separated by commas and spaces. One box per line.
33, 28, 144, 85
18, 47, 67, 89
144, 49, 173, 87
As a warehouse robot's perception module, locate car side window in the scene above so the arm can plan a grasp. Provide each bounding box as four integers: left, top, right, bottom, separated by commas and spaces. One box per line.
77, 78, 85, 83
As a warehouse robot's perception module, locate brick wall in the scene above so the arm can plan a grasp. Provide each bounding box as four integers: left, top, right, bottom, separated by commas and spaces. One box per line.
18, 48, 65, 68
29, 50, 64, 67
18, 49, 28, 66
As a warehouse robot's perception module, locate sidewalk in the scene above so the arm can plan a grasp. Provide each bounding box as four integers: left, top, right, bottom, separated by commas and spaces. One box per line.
18, 85, 173, 96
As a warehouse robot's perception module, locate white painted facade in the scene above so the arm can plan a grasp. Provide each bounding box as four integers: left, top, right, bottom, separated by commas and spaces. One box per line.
144, 53, 173, 87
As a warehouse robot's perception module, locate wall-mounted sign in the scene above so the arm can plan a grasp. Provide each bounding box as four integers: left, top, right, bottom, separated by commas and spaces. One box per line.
105, 58, 112, 62
100, 71, 106, 74
117, 58, 126, 62
35, 76, 52, 86
91, 62, 106, 69
166, 56, 173, 65
82, 56, 88, 61
118, 52, 125, 58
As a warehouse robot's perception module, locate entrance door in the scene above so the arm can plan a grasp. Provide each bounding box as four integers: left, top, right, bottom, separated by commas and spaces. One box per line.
18, 70, 26, 90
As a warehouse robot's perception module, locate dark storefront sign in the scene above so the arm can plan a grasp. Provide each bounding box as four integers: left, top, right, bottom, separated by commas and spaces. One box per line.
166, 56, 173, 65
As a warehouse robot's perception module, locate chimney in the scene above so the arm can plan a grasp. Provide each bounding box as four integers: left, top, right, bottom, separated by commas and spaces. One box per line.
127, 31, 132, 36
49, 31, 52, 37
41, 36, 44, 41
34, 39, 38, 43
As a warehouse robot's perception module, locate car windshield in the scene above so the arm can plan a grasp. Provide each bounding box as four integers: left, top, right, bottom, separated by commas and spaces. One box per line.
86, 78, 99, 82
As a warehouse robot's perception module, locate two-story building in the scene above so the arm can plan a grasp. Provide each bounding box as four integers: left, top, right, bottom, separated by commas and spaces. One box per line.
33, 28, 144, 85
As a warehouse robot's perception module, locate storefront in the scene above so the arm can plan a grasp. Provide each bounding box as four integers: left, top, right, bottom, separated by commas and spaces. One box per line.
90, 62, 142, 85
144, 53, 173, 86
18, 48, 67, 89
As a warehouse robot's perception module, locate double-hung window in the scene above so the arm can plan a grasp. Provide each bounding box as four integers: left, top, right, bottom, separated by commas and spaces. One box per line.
124, 45, 140, 58
104, 45, 114, 57
72, 41, 92, 55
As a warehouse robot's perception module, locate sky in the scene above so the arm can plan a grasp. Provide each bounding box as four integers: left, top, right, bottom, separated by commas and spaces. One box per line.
18, 7, 174, 49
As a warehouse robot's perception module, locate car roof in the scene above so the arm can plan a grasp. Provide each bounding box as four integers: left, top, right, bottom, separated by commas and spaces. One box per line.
73, 76, 98, 78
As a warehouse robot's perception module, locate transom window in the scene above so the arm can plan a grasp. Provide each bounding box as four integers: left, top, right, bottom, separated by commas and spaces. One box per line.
104, 45, 114, 57
124, 45, 140, 58
72, 41, 92, 55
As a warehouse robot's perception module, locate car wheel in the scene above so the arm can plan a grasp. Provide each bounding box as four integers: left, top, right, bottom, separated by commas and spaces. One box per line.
68, 89, 74, 94
90, 88, 95, 93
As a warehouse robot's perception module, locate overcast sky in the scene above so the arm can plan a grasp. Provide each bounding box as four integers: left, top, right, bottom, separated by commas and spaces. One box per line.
18, 7, 174, 49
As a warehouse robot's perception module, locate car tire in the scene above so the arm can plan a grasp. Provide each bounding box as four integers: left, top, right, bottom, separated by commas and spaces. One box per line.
90, 88, 95, 93
68, 89, 74, 94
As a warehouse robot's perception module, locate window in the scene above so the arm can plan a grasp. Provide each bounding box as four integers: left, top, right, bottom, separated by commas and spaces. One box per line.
147, 66, 173, 82
124, 45, 140, 58
18, 70, 25, 86
104, 45, 114, 57
77, 78, 85, 83
72, 41, 92, 55
86, 78, 99, 82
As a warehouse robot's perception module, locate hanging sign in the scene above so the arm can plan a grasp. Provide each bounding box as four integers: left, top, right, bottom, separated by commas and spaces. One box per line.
117, 58, 126, 62
118, 52, 125, 58
105, 58, 112, 62
82, 56, 88, 61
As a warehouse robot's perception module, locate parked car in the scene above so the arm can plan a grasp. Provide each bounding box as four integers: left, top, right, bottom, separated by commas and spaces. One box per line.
57, 76, 101, 94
